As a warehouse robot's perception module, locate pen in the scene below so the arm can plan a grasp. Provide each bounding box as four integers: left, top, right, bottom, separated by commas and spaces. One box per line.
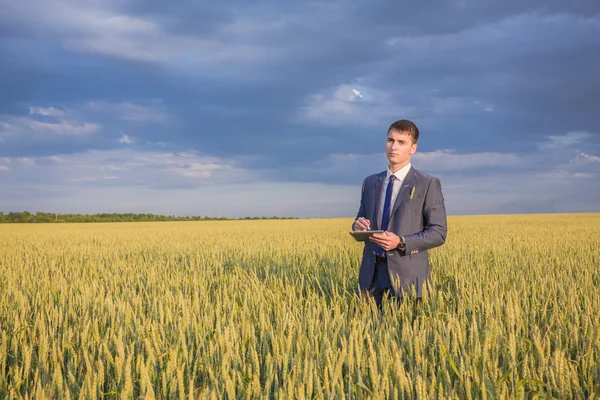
360, 217, 370, 231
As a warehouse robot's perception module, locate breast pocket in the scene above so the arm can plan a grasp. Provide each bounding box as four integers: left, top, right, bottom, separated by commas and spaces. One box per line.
403, 197, 424, 213
399, 198, 424, 232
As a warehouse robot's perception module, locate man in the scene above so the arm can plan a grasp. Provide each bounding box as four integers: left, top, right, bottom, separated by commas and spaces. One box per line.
353, 119, 447, 307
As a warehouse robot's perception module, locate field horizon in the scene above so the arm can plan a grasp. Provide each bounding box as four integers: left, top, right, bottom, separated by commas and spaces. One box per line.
1, 211, 599, 224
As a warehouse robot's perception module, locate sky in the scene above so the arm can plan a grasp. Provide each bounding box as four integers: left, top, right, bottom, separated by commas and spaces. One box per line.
1, 0, 599, 218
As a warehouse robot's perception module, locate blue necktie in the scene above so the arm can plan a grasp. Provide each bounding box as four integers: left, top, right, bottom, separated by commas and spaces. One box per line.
377, 175, 396, 257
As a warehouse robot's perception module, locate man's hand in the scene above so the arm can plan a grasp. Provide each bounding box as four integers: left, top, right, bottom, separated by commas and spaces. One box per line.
370, 231, 400, 251
353, 217, 370, 231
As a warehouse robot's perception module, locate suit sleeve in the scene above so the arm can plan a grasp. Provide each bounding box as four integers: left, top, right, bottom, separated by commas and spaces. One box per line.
402, 177, 447, 253
353, 178, 367, 230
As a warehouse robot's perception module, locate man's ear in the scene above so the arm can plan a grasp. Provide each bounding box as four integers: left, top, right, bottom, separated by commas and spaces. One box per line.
411, 142, 418, 155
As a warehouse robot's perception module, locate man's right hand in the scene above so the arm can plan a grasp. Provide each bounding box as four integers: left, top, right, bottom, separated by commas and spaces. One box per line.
353, 217, 371, 231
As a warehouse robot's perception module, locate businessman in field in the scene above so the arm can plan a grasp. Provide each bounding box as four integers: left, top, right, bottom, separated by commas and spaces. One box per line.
353, 120, 447, 307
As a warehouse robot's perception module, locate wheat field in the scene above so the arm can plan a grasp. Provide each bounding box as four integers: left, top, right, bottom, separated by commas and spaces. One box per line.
1, 214, 599, 399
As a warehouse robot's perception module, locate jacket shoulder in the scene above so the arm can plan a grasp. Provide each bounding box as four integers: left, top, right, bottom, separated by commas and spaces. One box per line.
359, 172, 385, 193
364, 171, 385, 182
412, 168, 440, 183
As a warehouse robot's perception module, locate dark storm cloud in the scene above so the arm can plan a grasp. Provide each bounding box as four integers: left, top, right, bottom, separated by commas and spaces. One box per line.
2, 1, 597, 156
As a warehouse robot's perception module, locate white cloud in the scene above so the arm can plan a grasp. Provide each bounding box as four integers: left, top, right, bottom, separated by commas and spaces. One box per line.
305, 149, 525, 174
1, 142, 599, 217
0, 181, 359, 218
580, 152, 600, 163
0, 115, 101, 139
65, 175, 118, 183
87, 101, 168, 123
7, 0, 274, 70
386, 13, 600, 56
538, 171, 593, 179
29, 107, 65, 116
179, 163, 237, 179
68, 177, 98, 183
32, 120, 100, 136
0, 147, 357, 217
118, 134, 133, 144
299, 83, 415, 126
541, 131, 592, 148
177, 152, 197, 158
413, 150, 522, 170
2, 158, 598, 217
439, 171, 600, 215
0, 148, 253, 187
0, 166, 9, 172
17, 158, 36, 166
293, 149, 528, 184
100, 165, 127, 172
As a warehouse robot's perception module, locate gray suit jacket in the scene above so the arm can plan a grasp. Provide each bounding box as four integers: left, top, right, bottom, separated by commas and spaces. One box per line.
354, 166, 447, 298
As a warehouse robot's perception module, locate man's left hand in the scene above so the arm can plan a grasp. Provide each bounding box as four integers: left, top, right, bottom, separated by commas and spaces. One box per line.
370, 231, 400, 251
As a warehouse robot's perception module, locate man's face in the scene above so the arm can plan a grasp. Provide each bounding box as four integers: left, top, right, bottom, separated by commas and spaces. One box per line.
386, 130, 417, 166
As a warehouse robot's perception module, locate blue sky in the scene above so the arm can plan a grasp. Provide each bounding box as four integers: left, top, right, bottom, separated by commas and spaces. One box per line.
1, 0, 599, 217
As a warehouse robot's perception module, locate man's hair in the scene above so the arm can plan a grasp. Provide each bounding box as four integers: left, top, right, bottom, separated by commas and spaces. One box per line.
388, 119, 419, 143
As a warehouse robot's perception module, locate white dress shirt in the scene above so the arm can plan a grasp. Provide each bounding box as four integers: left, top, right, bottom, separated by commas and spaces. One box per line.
379, 162, 411, 228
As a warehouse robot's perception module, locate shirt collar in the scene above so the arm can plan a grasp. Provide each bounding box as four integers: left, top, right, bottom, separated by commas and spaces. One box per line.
386, 162, 411, 182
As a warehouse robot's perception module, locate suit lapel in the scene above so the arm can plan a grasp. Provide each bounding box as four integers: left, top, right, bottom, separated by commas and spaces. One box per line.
372, 172, 386, 229
390, 167, 417, 219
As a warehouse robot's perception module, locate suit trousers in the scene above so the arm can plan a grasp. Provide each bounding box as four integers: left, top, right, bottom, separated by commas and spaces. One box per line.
368, 262, 423, 309
368, 262, 395, 307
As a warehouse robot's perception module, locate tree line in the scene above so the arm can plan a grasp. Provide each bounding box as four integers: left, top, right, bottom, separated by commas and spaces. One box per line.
0, 211, 299, 223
